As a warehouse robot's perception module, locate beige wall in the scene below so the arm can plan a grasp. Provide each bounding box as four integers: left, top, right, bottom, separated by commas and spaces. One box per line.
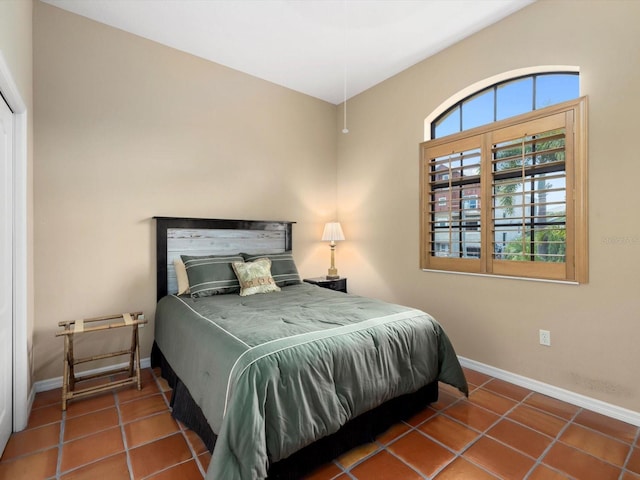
337, 0, 640, 412
33, 2, 338, 381
0, 1, 32, 95
0, 0, 35, 387
32, 0, 640, 414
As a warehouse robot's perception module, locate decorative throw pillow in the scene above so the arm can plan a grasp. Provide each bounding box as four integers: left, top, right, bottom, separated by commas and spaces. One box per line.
232, 258, 281, 297
241, 252, 301, 287
181, 254, 244, 297
173, 258, 190, 295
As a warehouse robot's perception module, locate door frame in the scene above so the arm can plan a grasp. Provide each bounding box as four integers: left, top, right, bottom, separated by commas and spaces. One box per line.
0, 51, 29, 431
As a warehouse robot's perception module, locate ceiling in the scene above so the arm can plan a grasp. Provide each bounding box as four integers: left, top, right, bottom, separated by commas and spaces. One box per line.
42, 0, 535, 105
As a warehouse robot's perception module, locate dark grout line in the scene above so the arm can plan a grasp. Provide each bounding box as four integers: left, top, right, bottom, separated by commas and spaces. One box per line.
618, 427, 640, 480
113, 386, 135, 480
521, 404, 582, 480
7, 368, 640, 480
149, 367, 208, 479
55, 409, 65, 480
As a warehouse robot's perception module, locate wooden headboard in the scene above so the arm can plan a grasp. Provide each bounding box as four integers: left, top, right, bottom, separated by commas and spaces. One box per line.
154, 217, 295, 301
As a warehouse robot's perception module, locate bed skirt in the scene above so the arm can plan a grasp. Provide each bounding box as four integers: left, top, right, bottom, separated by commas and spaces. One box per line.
151, 341, 439, 479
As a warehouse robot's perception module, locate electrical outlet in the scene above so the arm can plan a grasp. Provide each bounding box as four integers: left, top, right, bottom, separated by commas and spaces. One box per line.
139, 313, 145, 327
539, 329, 551, 346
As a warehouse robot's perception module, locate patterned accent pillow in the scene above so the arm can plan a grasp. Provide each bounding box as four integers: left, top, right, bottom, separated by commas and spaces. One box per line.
180, 254, 244, 297
232, 258, 281, 297
241, 252, 301, 287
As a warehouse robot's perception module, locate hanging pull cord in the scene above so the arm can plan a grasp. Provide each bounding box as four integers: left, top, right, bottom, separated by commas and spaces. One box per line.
342, 0, 349, 134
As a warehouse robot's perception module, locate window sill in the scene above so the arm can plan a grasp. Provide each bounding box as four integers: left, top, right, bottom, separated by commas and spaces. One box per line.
420, 268, 580, 285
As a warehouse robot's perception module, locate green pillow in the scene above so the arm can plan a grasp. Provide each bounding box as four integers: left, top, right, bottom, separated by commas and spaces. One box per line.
241, 252, 301, 287
232, 258, 281, 297
180, 254, 244, 297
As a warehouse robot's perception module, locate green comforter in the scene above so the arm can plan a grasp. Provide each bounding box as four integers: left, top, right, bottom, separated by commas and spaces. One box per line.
154, 283, 467, 480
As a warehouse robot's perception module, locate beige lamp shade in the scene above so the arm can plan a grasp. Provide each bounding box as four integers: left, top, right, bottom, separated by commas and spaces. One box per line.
321, 222, 345, 243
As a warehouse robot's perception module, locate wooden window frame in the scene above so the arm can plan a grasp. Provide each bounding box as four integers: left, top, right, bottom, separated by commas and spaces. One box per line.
420, 97, 588, 283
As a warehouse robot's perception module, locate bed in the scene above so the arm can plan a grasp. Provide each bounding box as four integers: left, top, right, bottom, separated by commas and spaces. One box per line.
151, 216, 468, 480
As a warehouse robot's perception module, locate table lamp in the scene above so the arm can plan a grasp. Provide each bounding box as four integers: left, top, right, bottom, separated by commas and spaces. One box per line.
322, 222, 345, 279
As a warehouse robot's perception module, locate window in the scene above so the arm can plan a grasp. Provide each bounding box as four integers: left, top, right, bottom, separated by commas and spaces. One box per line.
463, 195, 478, 210
420, 97, 588, 283
432, 73, 579, 139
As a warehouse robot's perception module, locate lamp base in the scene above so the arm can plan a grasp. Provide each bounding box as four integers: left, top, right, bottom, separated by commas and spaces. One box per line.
325, 274, 340, 280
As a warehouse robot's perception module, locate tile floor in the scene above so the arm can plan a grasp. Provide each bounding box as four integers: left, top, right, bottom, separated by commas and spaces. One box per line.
0, 367, 639, 479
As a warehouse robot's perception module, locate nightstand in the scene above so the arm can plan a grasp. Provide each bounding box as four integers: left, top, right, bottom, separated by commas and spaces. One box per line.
304, 277, 347, 293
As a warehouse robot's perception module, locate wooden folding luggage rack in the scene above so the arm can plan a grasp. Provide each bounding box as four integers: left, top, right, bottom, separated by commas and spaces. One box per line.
55, 311, 147, 410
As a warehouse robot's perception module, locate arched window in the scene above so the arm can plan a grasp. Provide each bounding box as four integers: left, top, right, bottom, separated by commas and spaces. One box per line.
420, 71, 588, 283
433, 73, 579, 139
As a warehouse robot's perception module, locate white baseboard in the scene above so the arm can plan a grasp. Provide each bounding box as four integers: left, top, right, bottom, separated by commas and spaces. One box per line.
459, 356, 640, 427
30, 355, 640, 428
34, 357, 151, 393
